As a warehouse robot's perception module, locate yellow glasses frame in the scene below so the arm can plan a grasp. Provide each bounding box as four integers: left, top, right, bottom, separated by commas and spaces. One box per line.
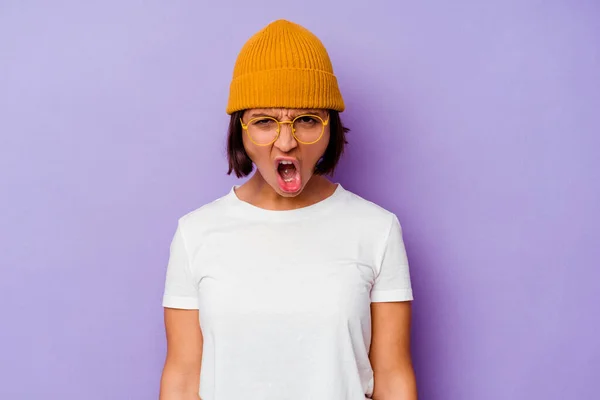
240, 114, 329, 146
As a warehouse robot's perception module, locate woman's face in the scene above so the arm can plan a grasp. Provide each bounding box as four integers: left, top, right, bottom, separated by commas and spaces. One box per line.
241, 108, 330, 197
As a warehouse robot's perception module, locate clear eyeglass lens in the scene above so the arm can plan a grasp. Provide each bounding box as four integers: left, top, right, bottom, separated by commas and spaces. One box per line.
248, 117, 279, 144
293, 115, 323, 143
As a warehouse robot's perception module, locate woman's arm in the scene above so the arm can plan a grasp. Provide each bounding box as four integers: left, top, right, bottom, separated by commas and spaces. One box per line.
159, 308, 203, 400
369, 301, 417, 400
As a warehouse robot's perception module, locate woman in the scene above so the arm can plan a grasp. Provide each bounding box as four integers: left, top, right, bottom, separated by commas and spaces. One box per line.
159, 19, 417, 400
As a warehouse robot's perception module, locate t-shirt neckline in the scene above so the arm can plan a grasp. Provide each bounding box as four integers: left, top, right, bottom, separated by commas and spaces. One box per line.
227, 183, 345, 221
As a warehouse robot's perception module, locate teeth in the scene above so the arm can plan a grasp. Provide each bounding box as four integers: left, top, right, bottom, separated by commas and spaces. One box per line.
279, 160, 293, 165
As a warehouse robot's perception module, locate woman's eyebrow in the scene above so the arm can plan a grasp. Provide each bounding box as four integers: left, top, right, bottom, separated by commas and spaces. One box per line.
247, 111, 277, 118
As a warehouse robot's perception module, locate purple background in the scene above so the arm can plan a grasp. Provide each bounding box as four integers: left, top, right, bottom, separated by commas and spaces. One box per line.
1, 1, 598, 399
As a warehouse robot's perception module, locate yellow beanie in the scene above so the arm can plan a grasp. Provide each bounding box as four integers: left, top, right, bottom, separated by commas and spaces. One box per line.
226, 19, 345, 114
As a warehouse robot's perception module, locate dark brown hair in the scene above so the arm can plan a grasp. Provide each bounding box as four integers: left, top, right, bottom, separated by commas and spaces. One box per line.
226, 110, 350, 178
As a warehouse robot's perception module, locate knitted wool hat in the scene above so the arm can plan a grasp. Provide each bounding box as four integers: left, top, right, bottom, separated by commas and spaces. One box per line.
226, 19, 345, 114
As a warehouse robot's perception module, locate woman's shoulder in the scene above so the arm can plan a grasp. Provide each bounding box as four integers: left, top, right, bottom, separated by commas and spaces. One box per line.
337, 186, 399, 226
176, 188, 236, 231
340, 186, 395, 216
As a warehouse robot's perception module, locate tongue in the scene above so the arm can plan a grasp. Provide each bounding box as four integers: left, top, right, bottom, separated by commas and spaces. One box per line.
279, 164, 296, 179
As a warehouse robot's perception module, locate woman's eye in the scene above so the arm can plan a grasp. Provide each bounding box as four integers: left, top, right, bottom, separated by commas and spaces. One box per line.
298, 116, 317, 123
253, 118, 272, 125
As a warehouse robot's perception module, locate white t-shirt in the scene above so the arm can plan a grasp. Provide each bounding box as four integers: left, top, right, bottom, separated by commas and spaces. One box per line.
162, 184, 413, 400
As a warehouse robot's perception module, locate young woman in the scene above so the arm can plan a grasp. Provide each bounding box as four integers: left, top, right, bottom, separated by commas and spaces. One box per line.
159, 19, 417, 400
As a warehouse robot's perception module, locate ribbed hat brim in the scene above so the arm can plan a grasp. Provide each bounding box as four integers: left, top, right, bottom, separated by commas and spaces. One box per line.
226, 68, 345, 114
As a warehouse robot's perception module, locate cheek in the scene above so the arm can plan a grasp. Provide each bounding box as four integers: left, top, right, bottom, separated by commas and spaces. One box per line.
242, 138, 270, 168
303, 131, 330, 167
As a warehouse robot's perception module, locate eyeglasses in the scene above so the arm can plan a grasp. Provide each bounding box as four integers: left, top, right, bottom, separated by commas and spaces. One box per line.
240, 114, 329, 146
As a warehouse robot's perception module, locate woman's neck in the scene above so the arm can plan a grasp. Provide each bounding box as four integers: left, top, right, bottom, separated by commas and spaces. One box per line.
235, 173, 337, 211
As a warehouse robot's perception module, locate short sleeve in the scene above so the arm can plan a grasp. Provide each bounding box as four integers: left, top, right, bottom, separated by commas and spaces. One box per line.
162, 222, 200, 309
371, 215, 414, 302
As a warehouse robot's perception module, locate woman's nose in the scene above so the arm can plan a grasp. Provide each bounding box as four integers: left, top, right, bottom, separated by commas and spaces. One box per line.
274, 123, 298, 152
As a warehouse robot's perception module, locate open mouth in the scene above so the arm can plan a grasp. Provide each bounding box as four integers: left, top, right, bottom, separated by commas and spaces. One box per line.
276, 159, 301, 193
